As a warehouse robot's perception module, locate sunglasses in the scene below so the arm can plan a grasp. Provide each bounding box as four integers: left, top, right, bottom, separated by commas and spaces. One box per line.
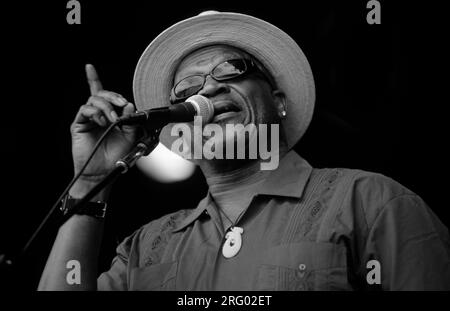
170, 58, 270, 103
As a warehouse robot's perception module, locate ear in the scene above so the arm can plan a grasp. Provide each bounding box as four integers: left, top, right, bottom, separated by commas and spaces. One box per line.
272, 90, 287, 118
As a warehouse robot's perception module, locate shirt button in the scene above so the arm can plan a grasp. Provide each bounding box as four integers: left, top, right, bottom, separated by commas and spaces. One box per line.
298, 263, 307, 278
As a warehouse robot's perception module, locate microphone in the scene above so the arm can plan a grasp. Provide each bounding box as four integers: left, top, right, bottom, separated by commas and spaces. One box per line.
117, 95, 215, 126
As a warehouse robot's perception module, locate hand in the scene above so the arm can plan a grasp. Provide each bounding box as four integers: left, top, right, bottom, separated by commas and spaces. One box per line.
70, 64, 138, 181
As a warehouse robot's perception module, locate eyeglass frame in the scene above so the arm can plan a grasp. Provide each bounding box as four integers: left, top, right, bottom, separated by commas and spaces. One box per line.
169, 58, 275, 104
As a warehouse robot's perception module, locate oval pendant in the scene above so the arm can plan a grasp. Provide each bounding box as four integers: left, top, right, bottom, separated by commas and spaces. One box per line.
222, 226, 244, 258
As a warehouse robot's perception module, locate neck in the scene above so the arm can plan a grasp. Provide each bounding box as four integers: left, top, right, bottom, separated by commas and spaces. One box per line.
203, 159, 266, 195
202, 159, 268, 225
196, 144, 288, 225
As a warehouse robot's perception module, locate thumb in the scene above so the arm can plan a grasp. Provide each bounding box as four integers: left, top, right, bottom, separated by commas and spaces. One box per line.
120, 102, 138, 136
122, 102, 136, 116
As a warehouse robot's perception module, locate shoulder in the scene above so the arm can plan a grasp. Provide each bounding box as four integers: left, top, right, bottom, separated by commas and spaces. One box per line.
341, 169, 413, 201
309, 167, 419, 228
135, 209, 195, 241
309, 167, 413, 199
115, 209, 194, 257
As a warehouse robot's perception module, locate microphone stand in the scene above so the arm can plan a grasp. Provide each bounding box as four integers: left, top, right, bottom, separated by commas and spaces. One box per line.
0, 127, 161, 278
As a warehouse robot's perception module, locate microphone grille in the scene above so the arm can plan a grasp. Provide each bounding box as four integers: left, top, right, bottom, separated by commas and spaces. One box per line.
185, 95, 214, 124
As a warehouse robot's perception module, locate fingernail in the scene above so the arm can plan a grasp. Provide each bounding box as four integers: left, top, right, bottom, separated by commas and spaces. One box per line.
99, 116, 107, 126
111, 111, 119, 122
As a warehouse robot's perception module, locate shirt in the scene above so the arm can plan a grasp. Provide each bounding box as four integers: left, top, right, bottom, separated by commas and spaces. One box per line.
97, 151, 450, 290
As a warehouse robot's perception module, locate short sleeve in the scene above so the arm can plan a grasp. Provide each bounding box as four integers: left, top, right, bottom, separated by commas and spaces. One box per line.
362, 193, 450, 290
97, 228, 143, 291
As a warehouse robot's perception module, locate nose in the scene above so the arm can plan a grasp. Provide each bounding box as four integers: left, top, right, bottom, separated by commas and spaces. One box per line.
198, 75, 230, 98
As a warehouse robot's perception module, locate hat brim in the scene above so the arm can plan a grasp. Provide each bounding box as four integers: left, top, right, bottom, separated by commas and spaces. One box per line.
133, 12, 315, 151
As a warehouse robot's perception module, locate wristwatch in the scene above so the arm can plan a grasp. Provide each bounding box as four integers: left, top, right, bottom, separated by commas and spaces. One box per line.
60, 195, 107, 219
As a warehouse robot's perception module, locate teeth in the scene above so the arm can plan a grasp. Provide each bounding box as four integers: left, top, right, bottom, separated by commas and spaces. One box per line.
213, 101, 241, 116
212, 111, 240, 122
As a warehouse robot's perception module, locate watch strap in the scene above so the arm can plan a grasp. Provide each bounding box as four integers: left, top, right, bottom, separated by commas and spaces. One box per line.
60, 195, 107, 219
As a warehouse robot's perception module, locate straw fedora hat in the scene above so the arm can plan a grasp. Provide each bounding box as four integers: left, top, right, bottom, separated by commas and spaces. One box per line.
133, 11, 315, 150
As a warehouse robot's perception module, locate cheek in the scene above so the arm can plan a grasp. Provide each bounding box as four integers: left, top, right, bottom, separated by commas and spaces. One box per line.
234, 84, 262, 112
246, 90, 276, 123
232, 80, 278, 125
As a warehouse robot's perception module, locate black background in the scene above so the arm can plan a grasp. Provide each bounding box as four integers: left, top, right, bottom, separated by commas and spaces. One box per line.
0, 1, 448, 291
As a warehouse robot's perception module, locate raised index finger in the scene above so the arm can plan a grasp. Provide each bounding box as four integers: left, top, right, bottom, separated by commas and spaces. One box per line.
86, 64, 103, 95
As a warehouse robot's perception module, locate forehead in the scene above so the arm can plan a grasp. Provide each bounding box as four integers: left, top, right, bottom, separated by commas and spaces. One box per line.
175, 45, 251, 77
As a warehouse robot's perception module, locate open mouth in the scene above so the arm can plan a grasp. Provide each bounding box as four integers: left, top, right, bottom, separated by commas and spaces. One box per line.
212, 100, 242, 122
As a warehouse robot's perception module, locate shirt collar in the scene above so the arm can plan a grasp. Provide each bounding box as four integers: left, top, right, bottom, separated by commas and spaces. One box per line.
171, 195, 212, 233
172, 150, 313, 233
256, 150, 313, 198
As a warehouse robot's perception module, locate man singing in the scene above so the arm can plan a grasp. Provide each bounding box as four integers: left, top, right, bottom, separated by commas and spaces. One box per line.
39, 11, 450, 290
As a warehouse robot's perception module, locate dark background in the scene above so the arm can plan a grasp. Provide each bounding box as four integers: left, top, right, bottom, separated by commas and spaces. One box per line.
0, 1, 448, 291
